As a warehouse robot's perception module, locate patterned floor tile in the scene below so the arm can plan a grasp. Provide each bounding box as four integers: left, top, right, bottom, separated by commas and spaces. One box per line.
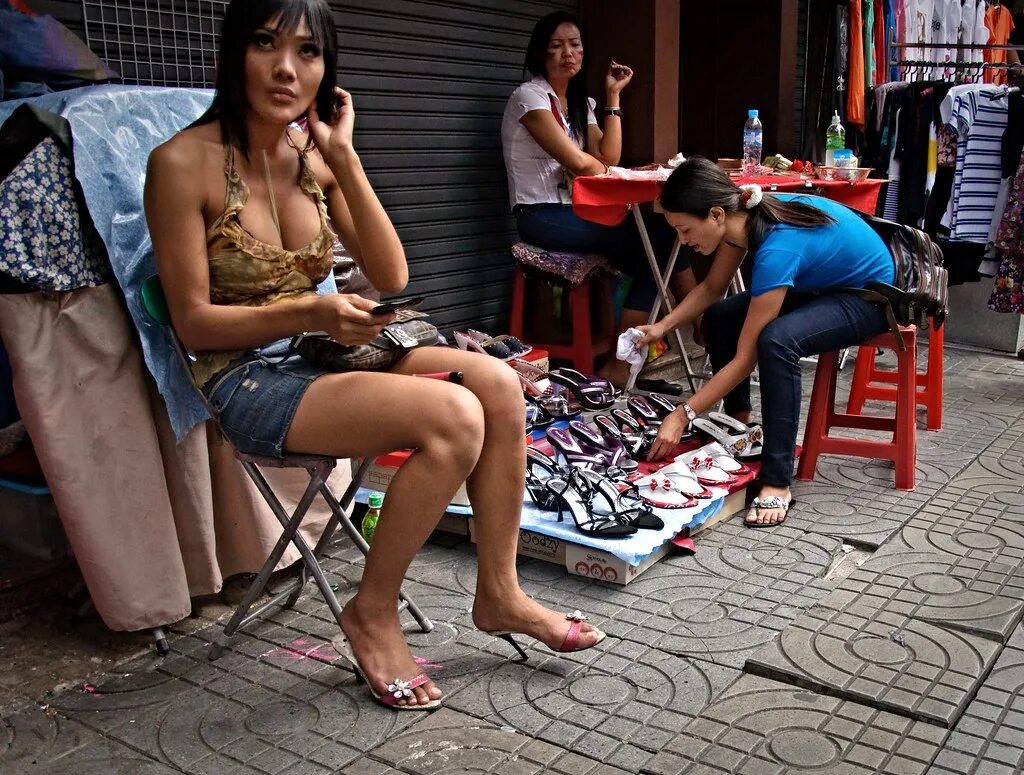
890, 477, 1024, 570
928, 625, 1024, 774
1, 703, 103, 774
444, 643, 737, 771
642, 674, 948, 775
744, 595, 1001, 727
348, 707, 631, 774
571, 526, 838, 668
787, 481, 924, 547
826, 550, 1024, 640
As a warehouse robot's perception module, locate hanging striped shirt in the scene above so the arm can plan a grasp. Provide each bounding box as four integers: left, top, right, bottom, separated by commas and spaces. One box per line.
940, 85, 1010, 243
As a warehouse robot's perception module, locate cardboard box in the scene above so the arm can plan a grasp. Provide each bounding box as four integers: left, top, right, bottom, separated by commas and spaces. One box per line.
466, 483, 749, 586
365, 449, 471, 506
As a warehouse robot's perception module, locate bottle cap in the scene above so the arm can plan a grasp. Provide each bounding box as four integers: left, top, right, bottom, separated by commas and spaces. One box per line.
748, 109, 759, 118
368, 492, 384, 509
832, 110, 841, 121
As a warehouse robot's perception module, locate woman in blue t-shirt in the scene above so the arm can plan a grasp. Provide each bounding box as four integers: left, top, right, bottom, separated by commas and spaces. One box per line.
637, 157, 894, 528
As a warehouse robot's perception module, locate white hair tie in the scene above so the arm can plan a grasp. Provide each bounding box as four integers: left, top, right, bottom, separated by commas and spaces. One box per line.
738, 183, 763, 209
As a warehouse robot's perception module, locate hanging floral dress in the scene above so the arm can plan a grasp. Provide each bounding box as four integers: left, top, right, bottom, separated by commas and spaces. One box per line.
989, 153, 1024, 314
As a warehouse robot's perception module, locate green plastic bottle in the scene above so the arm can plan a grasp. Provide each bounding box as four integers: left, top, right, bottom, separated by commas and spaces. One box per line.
361, 492, 384, 544
825, 111, 846, 167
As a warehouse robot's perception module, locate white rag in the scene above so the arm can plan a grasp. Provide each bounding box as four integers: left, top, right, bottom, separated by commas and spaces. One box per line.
616, 327, 646, 380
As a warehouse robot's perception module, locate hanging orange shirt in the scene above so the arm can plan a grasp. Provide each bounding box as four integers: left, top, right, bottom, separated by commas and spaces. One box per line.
984, 4, 1015, 85
848, 0, 866, 127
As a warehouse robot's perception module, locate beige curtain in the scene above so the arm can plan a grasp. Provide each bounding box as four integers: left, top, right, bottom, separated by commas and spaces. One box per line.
0, 286, 350, 631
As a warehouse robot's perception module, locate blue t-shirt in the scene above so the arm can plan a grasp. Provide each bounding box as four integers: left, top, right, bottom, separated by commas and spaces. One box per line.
749, 194, 895, 296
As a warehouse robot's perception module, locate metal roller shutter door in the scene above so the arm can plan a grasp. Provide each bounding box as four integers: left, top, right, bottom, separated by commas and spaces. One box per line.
335, 0, 577, 334
31, 0, 578, 335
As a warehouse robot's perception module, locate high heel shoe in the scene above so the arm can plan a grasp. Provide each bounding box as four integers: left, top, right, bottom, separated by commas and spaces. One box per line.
525, 447, 560, 509
481, 609, 607, 664
568, 420, 638, 472
546, 427, 627, 472
627, 395, 664, 426
610, 409, 658, 457
544, 467, 638, 537
466, 329, 533, 358
525, 392, 581, 422
332, 627, 442, 711
547, 369, 617, 410
454, 331, 514, 360
510, 358, 549, 397
645, 392, 679, 418
594, 414, 647, 459
575, 468, 664, 530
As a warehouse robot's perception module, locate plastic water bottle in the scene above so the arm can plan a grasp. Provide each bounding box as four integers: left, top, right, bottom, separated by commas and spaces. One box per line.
825, 111, 845, 167
361, 491, 384, 544
742, 109, 763, 177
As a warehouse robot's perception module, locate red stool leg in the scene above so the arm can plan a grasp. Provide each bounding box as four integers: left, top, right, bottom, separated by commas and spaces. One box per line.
569, 280, 596, 374
894, 331, 918, 491
796, 350, 841, 482
924, 323, 944, 431
846, 344, 876, 415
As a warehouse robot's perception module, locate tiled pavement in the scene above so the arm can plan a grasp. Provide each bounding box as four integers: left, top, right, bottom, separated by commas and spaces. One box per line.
3, 344, 1024, 774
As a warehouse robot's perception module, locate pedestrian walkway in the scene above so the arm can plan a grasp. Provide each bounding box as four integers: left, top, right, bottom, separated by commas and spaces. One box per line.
2, 343, 1023, 774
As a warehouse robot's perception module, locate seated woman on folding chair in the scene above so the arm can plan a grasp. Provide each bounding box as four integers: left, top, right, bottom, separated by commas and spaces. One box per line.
635, 157, 895, 528
145, 0, 605, 712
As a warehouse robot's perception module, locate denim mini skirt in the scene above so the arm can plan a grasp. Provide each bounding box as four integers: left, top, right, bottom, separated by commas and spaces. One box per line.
202, 340, 326, 459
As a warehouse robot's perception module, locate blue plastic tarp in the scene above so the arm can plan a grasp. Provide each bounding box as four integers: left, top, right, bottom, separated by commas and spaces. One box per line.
0, 85, 336, 441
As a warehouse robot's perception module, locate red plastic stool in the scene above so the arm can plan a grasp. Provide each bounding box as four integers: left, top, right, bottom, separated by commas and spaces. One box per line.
508, 261, 616, 374
796, 326, 918, 491
846, 322, 944, 431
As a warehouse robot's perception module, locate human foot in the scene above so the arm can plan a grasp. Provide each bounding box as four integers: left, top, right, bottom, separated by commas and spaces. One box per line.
745, 485, 793, 528
338, 600, 442, 709
471, 593, 605, 656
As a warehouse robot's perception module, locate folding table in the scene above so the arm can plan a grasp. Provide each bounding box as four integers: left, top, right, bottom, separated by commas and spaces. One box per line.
572, 171, 885, 395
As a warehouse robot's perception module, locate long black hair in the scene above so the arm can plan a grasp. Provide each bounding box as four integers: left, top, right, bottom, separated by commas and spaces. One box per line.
192, 0, 336, 159
660, 157, 835, 253
523, 11, 588, 144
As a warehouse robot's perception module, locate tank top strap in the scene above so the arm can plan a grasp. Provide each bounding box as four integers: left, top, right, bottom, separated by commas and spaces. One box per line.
222, 145, 248, 212
295, 145, 331, 227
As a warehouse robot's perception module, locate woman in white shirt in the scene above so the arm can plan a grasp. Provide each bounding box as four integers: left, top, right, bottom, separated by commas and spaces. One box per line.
501, 11, 695, 387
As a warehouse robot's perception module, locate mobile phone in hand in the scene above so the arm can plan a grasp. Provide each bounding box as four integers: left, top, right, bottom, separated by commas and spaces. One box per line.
315, 72, 340, 120
371, 296, 425, 315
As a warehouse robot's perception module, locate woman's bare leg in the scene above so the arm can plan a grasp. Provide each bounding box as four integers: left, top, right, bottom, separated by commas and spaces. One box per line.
284, 370, 485, 706
392, 348, 603, 649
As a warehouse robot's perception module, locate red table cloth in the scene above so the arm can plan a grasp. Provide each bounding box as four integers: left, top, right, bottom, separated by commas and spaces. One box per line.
572, 174, 885, 226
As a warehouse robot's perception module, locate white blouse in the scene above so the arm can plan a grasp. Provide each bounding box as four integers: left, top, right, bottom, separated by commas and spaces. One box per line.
500, 76, 597, 208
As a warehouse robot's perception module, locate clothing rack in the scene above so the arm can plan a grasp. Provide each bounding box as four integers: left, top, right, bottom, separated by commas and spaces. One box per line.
898, 59, 1019, 82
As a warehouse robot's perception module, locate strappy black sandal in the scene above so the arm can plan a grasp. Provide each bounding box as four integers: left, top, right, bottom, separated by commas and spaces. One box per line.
544, 468, 638, 538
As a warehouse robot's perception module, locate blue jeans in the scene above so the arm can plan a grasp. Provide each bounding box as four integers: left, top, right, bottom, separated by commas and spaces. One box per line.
514, 203, 688, 311
702, 291, 889, 487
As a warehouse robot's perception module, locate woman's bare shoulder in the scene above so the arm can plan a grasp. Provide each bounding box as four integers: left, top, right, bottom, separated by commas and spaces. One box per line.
149, 123, 222, 180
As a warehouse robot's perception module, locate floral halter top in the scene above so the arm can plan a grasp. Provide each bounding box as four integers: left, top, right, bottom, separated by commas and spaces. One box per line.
191, 144, 335, 387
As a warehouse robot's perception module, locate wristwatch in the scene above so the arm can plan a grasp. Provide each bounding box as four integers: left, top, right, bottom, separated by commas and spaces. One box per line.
681, 403, 697, 422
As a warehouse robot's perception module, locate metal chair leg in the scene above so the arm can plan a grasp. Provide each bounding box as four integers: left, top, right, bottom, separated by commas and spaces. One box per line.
152, 627, 170, 656
208, 462, 326, 660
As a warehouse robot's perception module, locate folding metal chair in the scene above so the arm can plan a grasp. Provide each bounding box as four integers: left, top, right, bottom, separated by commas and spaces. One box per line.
139, 276, 432, 661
